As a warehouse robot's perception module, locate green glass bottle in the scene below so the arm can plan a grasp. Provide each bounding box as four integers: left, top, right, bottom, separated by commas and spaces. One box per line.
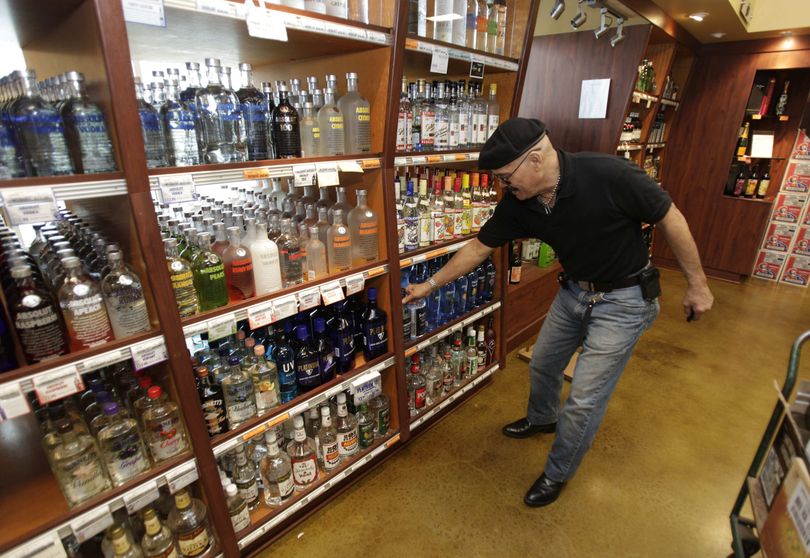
180, 227, 200, 262
164, 237, 200, 318
191, 232, 228, 311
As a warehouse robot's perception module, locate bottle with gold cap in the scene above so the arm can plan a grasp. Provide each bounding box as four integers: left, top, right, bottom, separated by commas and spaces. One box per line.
110, 525, 144, 558
141, 507, 178, 558
167, 488, 215, 557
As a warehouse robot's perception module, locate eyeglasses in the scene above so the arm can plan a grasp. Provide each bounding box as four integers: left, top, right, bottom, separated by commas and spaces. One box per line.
493, 149, 540, 187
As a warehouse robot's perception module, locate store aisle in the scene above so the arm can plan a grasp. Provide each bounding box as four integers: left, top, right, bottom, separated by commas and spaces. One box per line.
260, 269, 810, 558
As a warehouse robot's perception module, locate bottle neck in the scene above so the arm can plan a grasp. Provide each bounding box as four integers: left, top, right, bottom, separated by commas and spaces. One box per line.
206, 65, 222, 86
65, 79, 85, 100
240, 68, 254, 89
346, 77, 358, 92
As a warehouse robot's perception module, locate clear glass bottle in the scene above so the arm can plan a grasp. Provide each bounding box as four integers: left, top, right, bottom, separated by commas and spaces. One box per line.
368, 392, 390, 436
97, 402, 149, 486
318, 405, 340, 471
432, 0, 454, 42
434, 82, 449, 151
252, 344, 280, 413
249, 222, 282, 296
134, 77, 169, 168
8, 265, 68, 362
299, 101, 320, 157
420, 81, 436, 151
223, 226, 255, 302
167, 488, 215, 558
356, 403, 374, 448
142, 385, 188, 462
448, 83, 460, 150
396, 76, 412, 152
60, 70, 116, 173
161, 77, 199, 167
51, 418, 111, 506
337, 73, 371, 154
287, 414, 319, 489
236, 63, 270, 161
196, 366, 229, 437
224, 482, 250, 532
348, 0, 368, 22
190, 232, 228, 311
494, 0, 507, 55
141, 507, 178, 558
327, 208, 352, 273
407, 358, 427, 415
110, 525, 144, 558
334, 392, 358, 457
196, 57, 248, 163
347, 188, 379, 266
317, 87, 345, 156
100, 251, 151, 339
277, 218, 304, 286
327, 186, 353, 225
425, 352, 444, 405
303, 225, 327, 281
486, 83, 499, 140
164, 238, 200, 318
57, 256, 114, 350
271, 82, 302, 158
232, 443, 261, 509
260, 429, 294, 506
222, 355, 258, 428
409, 82, 422, 151
403, 179, 419, 251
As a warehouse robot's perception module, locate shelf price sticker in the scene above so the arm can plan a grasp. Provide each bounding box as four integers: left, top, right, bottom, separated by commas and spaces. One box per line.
344, 273, 365, 296
293, 164, 317, 187
124, 480, 160, 514
168, 462, 199, 494
207, 315, 237, 341
6, 532, 66, 558
349, 370, 382, 405
247, 301, 275, 330
245, 0, 288, 41
0, 383, 30, 422
243, 168, 270, 180
315, 162, 340, 187
2, 188, 58, 226
83, 349, 129, 372
297, 287, 321, 311
196, 0, 244, 17
33, 365, 83, 405
337, 160, 364, 173
430, 46, 450, 75
272, 294, 298, 321
71, 506, 114, 543
122, 0, 166, 27
158, 174, 196, 203
319, 280, 345, 306
131, 338, 169, 370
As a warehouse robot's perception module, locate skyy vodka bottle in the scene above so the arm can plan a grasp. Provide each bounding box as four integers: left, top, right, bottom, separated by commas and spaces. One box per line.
196, 58, 248, 163
60, 71, 116, 174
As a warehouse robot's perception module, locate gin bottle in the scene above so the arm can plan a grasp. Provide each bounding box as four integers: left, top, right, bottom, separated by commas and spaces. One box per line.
318, 405, 340, 471
347, 188, 379, 266
97, 402, 149, 486
277, 218, 304, 286
271, 82, 301, 158
60, 71, 116, 173
142, 386, 188, 462
236, 63, 271, 161
101, 251, 151, 339
313, 317, 336, 383
252, 344, 280, 412
287, 414, 318, 489
196, 366, 229, 437
196, 58, 248, 163
161, 77, 200, 167
164, 238, 200, 318
222, 355, 258, 428
306, 225, 327, 280
250, 222, 282, 296
11, 70, 74, 176
299, 101, 320, 157
134, 78, 169, 168
317, 87, 345, 156
337, 73, 371, 153
334, 392, 358, 457
327, 208, 352, 273
51, 418, 111, 506
223, 226, 255, 302
191, 232, 228, 311
260, 429, 294, 506
232, 444, 261, 509
8, 265, 67, 362
141, 507, 178, 558
57, 256, 114, 350
167, 488, 216, 558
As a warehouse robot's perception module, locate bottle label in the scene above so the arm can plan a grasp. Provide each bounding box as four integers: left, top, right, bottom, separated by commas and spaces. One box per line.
322, 440, 340, 469
376, 407, 390, 434
422, 112, 435, 146
107, 296, 150, 338
63, 293, 112, 350
109, 441, 148, 483
733, 178, 746, 196
444, 211, 455, 240
431, 211, 446, 241
147, 417, 186, 461
418, 214, 432, 245
359, 422, 374, 448
139, 110, 162, 133
487, 114, 499, 136
337, 428, 358, 456
357, 221, 378, 261
275, 470, 295, 498
238, 480, 259, 504
466, 354, 478, 376
231, 505, 251, 532
15, 304, 66, 361
227, 399, 257, 423
462, 207, 472, 235
230, 257, 254, 275
414, 386, 426, 409
396, 112, 407, 151
435, 121, 449, 148
449, 121, 459, 148
364, 323, 387, 356
291, 455, 318, 486
256, 377, 280, 410
63, 455, 108, 503
177, 524, 210, 557
478, 349, 487, 371
201, 398, 228, 436
404, 216, 419, 249
453, 211, 463, 237
510, 266, 522, 283
295, 357, 321, 388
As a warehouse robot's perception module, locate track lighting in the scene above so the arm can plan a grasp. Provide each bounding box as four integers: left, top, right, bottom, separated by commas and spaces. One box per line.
610, 17, 625, 46
594, 7, 612, 39
550, 0, 565, 20
570, 0, 587, 29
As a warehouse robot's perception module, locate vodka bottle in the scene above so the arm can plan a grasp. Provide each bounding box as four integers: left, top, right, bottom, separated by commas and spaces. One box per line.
51, 418, 111, 506
141, 508, 178, 558
327, 208, 352, 273
328, 186, 353, 224
395, 178, 405, 253
465, 326, 478, 377
433, 0, 454, 42
452, 177, 464, 237
289, 78, 303, 110
223, 482, 250, 532
455, 271, 468, 317
420, 80, 436, 151
196, 366, 229, 436
362, 287, 387, 359
261, 81, 277, 158
196, 58, 248, 163
430, 177, 446, 243
318, 406, 341, 470
223, 226, 255, 301
271, 82, 302, 158
408, 359, 427, 415
486, 0, 498, 52
306, 225, 327, 280
164, 238, 200, 317
0, 75, 24, 177
396, 76, 412, 152
222, 355, 258, 427
448, 83, 460, 150
233, 444, 261, 509
250, 222, 282, 295
316, 206, 330, 247
409, 82, 422, 151
57, 256, 114, 350
8, 265, 67, 362
273, 327, 298, 402
313, 317, 337, 382
299, 101, 320, 157
347, 188, 379, 266
97, 402, 149, 485
456, 80, 469, 149
317, 87, 345, 156
134, 78, 169, 168
252, 344, 280, 412
101, 251, 151, 339
334, 392, 358, 456
494, 0, 508, 55
260, 430, 294, 506
167, 489, 215, 558
466, 0, 479, 48
403, 179, 419, 251
277, 218, 304, 286
484, 255, 496, 301
475, 82, 488, 145
486, 83, 500, 139
160, 77, 199, 167
331, 300, 356, 373
434, 81, 449, 151
442, 175, 455, 240
294, 325, 321, 392
236, 63, 271, 161
11, 70, 74, 175
60, 71, 116, 173
191, 232, 228, 311
477, 325, 488, 372
407, 264, 428, 338
142, 385, 188, 461
417, 177, 431, 247
287, 415, 318, 488
337, 73, 371, 153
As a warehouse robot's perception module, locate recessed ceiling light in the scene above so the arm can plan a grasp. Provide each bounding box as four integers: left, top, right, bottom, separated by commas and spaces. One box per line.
781, 30, 793, 36
688, 12, 709, 22
710, 32, 726, 38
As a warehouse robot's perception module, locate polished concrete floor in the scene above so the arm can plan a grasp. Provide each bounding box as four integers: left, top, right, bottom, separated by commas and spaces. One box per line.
259, 269, 810, 558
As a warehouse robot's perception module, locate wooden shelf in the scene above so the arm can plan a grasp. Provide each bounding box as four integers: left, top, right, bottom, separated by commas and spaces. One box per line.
736, 156, 787, 162
404, 300, 501, 356
747, 113, 790, 122
399, 236, 473, 267
404, 35, 519, 72
508, 262, 560, 294
723, 195, 773, 204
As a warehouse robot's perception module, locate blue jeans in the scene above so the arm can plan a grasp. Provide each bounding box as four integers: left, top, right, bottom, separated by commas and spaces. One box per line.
526, 282, 659, 482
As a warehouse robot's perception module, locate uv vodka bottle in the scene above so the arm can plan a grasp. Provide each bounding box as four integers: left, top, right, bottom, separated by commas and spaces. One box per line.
196, 58, 248, 163
273, 327, 297, 403
337, 72, 371, 153
134, 77, 169, 168
236, 63, 270, 161
60, 71, 116, 173
271, 82, 302, 158
11, 70, 74, 176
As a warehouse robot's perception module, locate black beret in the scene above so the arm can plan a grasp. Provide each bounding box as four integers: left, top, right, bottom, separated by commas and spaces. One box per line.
478, 117, 547, 170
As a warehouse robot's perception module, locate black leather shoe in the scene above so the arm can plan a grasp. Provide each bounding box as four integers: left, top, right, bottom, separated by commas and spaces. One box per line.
501, 417, 556, 439
524, 473, 566, 507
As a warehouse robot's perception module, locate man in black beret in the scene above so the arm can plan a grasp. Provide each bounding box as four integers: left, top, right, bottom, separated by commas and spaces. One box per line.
403, 117, 713, 507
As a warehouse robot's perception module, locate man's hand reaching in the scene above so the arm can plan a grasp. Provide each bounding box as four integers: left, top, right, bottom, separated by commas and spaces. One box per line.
403, 282, 432, 305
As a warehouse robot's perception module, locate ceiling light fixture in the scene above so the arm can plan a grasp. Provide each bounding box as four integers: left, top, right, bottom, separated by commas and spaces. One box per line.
688, 12, 708, 22
570, 0, 587, 29
550, 0, 565, 21
594, 7, 612, 39
710, 32, 726, 38
610, 17, 625, 47
781, 30, 793, 36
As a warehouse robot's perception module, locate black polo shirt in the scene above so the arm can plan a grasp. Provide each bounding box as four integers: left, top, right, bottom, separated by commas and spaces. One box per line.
478, 149, 672, 282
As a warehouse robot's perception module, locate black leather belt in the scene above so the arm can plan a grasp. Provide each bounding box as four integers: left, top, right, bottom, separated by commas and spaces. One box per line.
558, 272, 643, 293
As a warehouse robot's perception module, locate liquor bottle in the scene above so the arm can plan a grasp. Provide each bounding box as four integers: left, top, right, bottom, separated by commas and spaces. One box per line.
97, 402, 149, 486
403, 179, 419, 251
347, 189, 379, 266
277, 218, 304, 287
338, 72, 371, 153
407, 358, 427, 415
305, 225, 328, 280
57, 256, 114, 350
434, 82, 449, 151
110, 525, 144, 558
190, 232, 228, 311
757, 165, 771, 199
395, 178, 406, 253
732, 167, 747, 197
407, 265, 428, 338
273, 327, 298, 403
334, 392, 358, 457
355, 403, 375, 448
100, 251, 151, 339
508, 241, 522, 284
432, 0, 453, 42
744, 165, 759, 198
195, 366, 229, 437
8, 265, 67, 362
164, 238, 200, 318
494, 0, 507, 55
248, 222, 282, 296
759, 77, 777, 117
161, 77, 200, 167
232, 444, 261, 509
60, 71, 116, 173
474, 83, 488, 145
325, 0, 347, 17
195, 59, 245, 163
348, 0, 369, 22
485, 315, 497, 364
450, 334, 464, 385
442, 175, 455, 240
287, 414, 319, 488
361, 287, 387, 360
483, 256, 496, 301
134, 80, 171, 168
299, 101, 320, 157
260, 429, 294, 506
775, 80, 790, 117
430, 178, 446, 243
223, 226, 255, 302
142, 386, 187, 462
224, 483, 250, 533
294, 325, 322, 392
317, 87, 345, 156
331, 300, 356, 373
51, 418, 111, 506
327, 208, 352, 273
485, 83, 499, 139
420, 83, 436, 152
736, 123, 750, 158
464, 326, 478, 378
271, 81, 302, 158
167, 488, 215, 558
318, 405, 341, 471
141, 507, 178, 558
396, 77, 412, 152
252, 344, 280, 413
454, 271, 468, 318
439, 273, 456, 324
313, 317, 337, 383
236, 63, 271, 161
222, 355, 258, 428
452, 177, 464, 238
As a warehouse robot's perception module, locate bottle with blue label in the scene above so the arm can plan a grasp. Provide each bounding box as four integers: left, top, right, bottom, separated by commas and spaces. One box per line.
161, 77, 200, 167
196, 58, 248, 163
361, 287, 387, 360
313, 317, 336, 383
134, 77, 168, 168
454, 272, 468, 317
236, 63, 270, 161
272, 327, 297, 403
465, 267, 479, 313
294, 325, 321, 392
483, 256, 496, 302
11, 70, 74, 176
330, 300, 356, 373
407, 264, 428, 339
60, 71, 116, 174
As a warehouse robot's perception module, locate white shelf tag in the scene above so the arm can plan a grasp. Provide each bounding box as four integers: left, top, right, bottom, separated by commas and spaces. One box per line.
157, 174, 196, 203
83, 349, 128, 372
33, 365, 83, 405
315, 162, 340, 187
297, 287, 321, 311
245, 0, 288, 41
430, 46, 450, 75
319, 280, 345, 306
247, 301, 275, 330
350, 370, 382, 405
124, 480, 160, 514
196, 0, 244, 17
167, 463, 199, 494
122, 0, 166, 27
337, 160, 364, 173
344, 273, 365, 296
71, 506, 114, 543
207, 315, 237, 341
2, 188, 58, 226
130, 338, 168, 370
272, 294, 298, 321
0, 383, 30, 422
6, 532, 66, 558
293, 164, 317, 187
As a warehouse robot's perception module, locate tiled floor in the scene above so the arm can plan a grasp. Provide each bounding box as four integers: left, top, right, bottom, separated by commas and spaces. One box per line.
258, 269, 810, 557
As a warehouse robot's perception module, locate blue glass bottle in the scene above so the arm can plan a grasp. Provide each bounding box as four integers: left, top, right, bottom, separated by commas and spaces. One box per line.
407, 264, 427, 339
0, 311, 18, 372
272, 327, 297, 403
313, 317, 336, 383
465, 268, 479, 313
161, 78, 200, 167
484, 257, 496, 302
0, 115, 23, 178
134, 78, 168, 168
400, 266, 412, 341
362, 287, 388, 361
294, 325, 321, 392
348, 294, 366, 355
60, 71, 116, 174
439, 280, 456, 324
426, 258, 442, 331
196, 58, 248, 163
454, 273, 468, 317
476, 264, 487, 305
236, 64, 270, 161
331, 300, 356, 374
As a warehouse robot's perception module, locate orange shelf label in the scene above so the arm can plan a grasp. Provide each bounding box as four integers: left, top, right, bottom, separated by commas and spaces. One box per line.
426, 155, 442, 163
360, 158, 381, 169
384, 434, 401, 448
243, 424, 267, 441
404, 347, 417, 357
243, 168, 270, 179
454, 153, 467, 161
266, 412, 290, 429
405, 38, 418, 49
365, 266, 386, 278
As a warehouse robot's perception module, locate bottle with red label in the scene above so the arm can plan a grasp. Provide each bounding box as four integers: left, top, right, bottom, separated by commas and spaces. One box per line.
508, 241, 522, 284
223, 226, 255, 302
335, 392, 359, 457
287, 414, 319, 489
407, 355, 427, 416
142, 385, 188, 462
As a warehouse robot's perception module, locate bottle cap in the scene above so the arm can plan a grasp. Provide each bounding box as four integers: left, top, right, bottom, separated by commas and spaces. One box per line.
313, 317, 326, 334
367, 287, 377, 300
245, 337, 255, 349
228, 355, 240, 365
320, 405, 330, 417
10, 265, 32, 279
293, 415, 304, 428
337, 392, 346, 404
254, 344, 265, 356
239, 62, 252, 71
226, 484, 238, 497
147, 385, 162, 400
55, 418, 73, 434
102, 402, 119, 416
61, 256, 81, 269
195, 366, 209, 378
295, 325, 309, 341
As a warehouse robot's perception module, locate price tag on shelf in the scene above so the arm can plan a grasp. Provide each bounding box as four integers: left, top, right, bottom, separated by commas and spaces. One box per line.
405, 37, 418, 49
293, 164, 317, 187
430, 46, 449, 75
360, 158, 381, 169
131, 338, 168, 370
426, 155, 442, 164
319, 280, 345, 306
83, 349, 128, 372
384, 433, 401, 448
6, 532, 66, 558
243, 168, 270, 179
350, 370, 382, 405
297, 287, 321, 311
122, 0, 166, 27
469, 57, 485, 79
245, 0, 288, 41
71, 506, 114, 543
315, 162, 340, 187
247, 301, 275, 330
196, 0, 244, 17
344, 273, 365, 296
124, 480, 160, 514
366, 30, 389, 44
337, 160, 364, 173
2, 188, 58, 226
158, 174, 196, 203
272, 294, 298, 321
207, 315, 237, 341
167, 463, 199, 494
33, 365, 83, 405
0, 383, 30, 422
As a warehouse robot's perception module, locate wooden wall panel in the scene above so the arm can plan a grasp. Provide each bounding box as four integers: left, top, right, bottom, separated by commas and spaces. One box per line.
517, 25, 651, 153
